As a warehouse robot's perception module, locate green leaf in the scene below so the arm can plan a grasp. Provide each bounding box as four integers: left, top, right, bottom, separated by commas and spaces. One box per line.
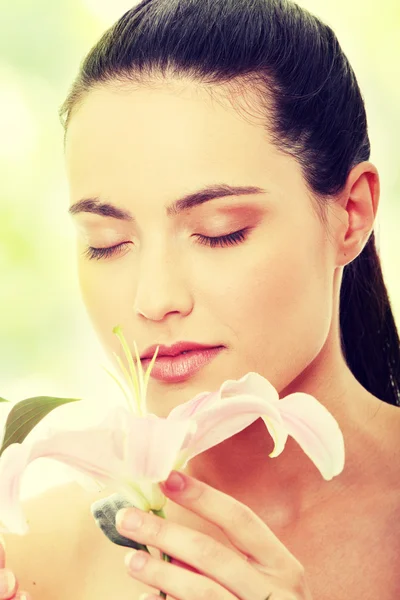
0, 397, 10, 403
0, 396, 81, 457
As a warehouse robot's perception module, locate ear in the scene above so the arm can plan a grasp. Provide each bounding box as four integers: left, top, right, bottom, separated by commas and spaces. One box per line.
332, 161, 380, 267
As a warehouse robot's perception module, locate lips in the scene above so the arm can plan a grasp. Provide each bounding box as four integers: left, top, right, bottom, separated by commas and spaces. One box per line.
140, 346, 224, 383
140, 341, 222, 360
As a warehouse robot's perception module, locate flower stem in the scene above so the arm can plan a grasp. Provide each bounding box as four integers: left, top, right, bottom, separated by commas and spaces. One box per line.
151, 508, 172, 598
159, 552, 172, 597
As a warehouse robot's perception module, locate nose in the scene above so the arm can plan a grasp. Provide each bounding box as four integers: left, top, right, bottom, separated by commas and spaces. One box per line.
133, 244, 193, 322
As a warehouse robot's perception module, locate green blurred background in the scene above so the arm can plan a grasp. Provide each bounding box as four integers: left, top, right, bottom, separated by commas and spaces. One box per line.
1, 0, 399, 497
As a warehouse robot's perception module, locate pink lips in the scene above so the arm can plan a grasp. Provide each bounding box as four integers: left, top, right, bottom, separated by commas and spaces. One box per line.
140, 341, 221, 360
140, 346, 223, 383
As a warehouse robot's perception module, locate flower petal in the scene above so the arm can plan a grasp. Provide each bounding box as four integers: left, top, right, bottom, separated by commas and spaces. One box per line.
0, 406, 131, 534
168, 372, 279, 420
169, 373, 287, 467
174, 393, 288, 467
277, 392, 345, 479
219, 372, 280, 402
168, 390, 219, 419
124, 414, 197, 483
0, 443, 33, 534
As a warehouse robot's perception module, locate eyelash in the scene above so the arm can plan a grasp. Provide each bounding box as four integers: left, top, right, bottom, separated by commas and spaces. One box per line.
82, 228, 249, 261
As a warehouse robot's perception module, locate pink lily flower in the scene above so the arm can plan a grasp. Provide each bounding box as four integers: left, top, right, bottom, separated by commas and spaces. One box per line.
0, 326, 344, 535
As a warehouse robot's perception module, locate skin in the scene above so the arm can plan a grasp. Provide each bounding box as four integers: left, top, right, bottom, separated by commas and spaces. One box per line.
64, 77, 397, 524
2, 77, 395, 599
0, 540, 30, 599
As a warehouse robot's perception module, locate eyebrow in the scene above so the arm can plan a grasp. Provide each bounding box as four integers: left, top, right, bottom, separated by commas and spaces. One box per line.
68, 184, 267, 221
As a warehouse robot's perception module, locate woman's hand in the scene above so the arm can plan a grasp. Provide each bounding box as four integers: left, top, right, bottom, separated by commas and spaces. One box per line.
115, 471, 313, 599
0, 537, 31, 600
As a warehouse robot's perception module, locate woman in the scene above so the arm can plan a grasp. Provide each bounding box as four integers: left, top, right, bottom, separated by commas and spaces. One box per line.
1, 0, 400, 598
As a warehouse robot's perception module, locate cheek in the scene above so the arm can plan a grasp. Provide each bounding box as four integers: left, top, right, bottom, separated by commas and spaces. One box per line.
209, 235, 333, 389
209, 250, 305, 337
77, 258, 126, 350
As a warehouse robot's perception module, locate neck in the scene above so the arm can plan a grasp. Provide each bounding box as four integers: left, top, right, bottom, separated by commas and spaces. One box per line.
184, 350, 382, 531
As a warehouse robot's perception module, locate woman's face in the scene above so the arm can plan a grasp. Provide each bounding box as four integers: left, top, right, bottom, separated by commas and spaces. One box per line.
65, 81, 338, 416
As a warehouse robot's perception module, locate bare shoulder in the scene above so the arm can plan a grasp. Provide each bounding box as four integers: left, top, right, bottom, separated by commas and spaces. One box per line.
3, 481, 92, 598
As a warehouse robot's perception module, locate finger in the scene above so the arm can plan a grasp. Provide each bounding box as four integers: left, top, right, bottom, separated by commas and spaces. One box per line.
139, 593, 178, 600
15, 593, 32, 600
0, 535, 5, 570
139, 595, 172, 600
124, 549, 236, 600
159, 471, 297, 572
170, 556, 201, 574
116, 508, 264, 598
0, 568, 18, 600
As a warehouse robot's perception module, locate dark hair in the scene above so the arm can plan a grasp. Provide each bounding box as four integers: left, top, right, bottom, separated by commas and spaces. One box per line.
59, 0, 400, 406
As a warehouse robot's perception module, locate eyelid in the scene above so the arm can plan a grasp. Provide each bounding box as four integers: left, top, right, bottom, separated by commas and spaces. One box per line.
82, 241, 131, 261
82, 227, 251, 261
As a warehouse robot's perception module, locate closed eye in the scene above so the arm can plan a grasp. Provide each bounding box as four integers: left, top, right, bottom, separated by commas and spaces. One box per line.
81, 228, 250, 261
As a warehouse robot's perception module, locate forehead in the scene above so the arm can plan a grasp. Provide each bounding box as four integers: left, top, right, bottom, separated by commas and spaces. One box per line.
66, 83, 276, 169
64, 82, 305, 210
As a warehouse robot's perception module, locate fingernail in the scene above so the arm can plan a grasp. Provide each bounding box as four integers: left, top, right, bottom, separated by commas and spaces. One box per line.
162, 470, 185, 492
125, 549, 147, 570
0, 568, 16, 595
124, 550, 137, 568
117, 508, 143, 530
